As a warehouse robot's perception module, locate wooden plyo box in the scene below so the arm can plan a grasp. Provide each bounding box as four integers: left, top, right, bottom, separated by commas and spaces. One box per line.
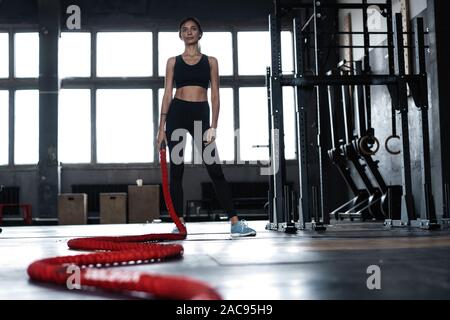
128, 185, 160, 223
100, 193, 127, 224
58, 193, 87, 225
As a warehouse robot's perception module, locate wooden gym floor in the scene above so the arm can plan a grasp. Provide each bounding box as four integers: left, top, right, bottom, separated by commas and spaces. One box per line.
1, 221, 450, 299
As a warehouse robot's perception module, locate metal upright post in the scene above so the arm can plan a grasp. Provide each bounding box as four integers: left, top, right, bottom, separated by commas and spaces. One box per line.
313, 0, 328, 227
266, 66, 275, 227
293, 17, 312, 229
38, 0, 61, 219
266, 0, 288, 231
410, 18, 439, 229
362, 0, 372, 131
393, 13, 416, 226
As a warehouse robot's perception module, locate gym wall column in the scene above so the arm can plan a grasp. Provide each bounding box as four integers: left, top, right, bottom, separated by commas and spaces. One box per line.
38, 0, 61, 218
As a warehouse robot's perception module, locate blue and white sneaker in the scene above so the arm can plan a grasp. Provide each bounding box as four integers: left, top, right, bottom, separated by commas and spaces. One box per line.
230, 220, 256, 238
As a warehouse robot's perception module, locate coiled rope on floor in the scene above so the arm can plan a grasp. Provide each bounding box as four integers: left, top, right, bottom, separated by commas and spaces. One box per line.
27, 143, 222, 300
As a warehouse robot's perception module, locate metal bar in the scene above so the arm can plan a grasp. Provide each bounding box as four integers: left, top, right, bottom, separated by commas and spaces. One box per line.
303, 31, 428, 35
386, 0, 397, 140
91, 31, 97, 164
266, 66, 274, 227
8, 30, 14, 166
8, 89, 14, 166
60, 76, 265, 89
282, 74, 399, 87
302, 45, 428, 49
327, 84, 337, 150
0, 78, 39, 89
415, 18, 437, 222
388, 0, 397, 77
232, 28, 239, 164
282, 3, 389, 10
354, 61, 367, 136
269, 2, 288, 228
395, 13, 416, 223
313, 0, 327, 224
301, 13, 315, 32
362, 0, 372, 130
152, 30, 159, 165
445, 183, 450, 219
293, 17, 311, 227
340, 71, 353, 144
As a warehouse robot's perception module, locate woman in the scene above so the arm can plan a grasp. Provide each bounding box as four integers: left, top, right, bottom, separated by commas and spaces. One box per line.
156, 17, 256, 237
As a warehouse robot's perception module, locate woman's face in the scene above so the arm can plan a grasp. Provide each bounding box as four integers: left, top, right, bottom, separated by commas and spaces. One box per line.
180, 20, 202, 45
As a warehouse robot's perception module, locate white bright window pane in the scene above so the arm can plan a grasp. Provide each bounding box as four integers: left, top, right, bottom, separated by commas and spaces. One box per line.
97, 90, 153, 163
158, 32, 184, 77
0, 91, 8, 165
158, 89, 193, 163
59, 32, 91, 78
58, 89, 91, 163
239, 87, 269, 161
200, 32, 233, 76
15, 33, 39, 78
15, 90, 39, 165
238, 32, 270, 75
281, 31, 294, 75
208, 88, 234, 161
0, 34, 8, 78
97, 32, 152, 77
283, 87, 296, 160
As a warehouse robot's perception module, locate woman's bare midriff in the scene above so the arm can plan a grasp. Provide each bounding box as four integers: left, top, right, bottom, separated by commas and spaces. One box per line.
174, 86, 208, 102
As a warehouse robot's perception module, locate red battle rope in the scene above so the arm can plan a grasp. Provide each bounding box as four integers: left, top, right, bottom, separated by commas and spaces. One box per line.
27, 142, 222, 300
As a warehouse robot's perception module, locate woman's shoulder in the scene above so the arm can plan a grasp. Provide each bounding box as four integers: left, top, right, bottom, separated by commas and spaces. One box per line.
206, 55, 218, 63
166, 56, 178, 65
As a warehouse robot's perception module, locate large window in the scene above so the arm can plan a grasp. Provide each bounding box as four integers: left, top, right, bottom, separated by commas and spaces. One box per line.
238, 31, 293, 75
0, 33, 8, 78
97, 32, 152, 77
97, 89, 153, 163
281, 31, 294, 75
238, 31, 294, 75
58, 89, 91, 163
15, 33, 39, 78
283, 87, 296, 160
59, 32, 91, 78
239, 87, 269, 161
198, 32, 233, 76
158, 32, 185, 77
0, 91, 8, 165
238, 32, 270, 76
15, 90, 39, 165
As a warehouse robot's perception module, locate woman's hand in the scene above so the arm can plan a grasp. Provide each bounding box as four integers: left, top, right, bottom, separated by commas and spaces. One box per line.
205, 127, 217, 145
157, 130, 168, 150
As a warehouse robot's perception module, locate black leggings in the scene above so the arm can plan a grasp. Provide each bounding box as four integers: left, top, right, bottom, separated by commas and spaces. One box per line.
165, 97, 237, 219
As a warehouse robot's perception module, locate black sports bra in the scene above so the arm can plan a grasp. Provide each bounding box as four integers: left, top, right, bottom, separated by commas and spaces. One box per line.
173, 54, 211, 89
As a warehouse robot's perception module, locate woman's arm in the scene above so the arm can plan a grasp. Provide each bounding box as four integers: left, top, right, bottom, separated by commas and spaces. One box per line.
209, 56, 220, 129
159, 57, 176, 132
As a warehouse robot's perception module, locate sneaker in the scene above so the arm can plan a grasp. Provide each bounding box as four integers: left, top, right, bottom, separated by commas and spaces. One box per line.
230, 220, 256, 238
172, 224, 186, 234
